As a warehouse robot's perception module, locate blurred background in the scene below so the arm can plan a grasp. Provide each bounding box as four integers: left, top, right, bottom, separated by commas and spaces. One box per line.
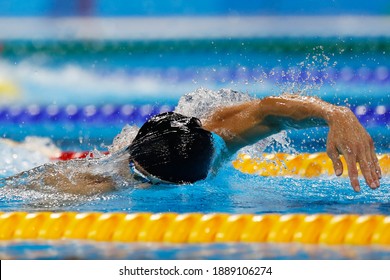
0, 0, 389, 150
1, 1, 389, 260
0, 0, 390, 16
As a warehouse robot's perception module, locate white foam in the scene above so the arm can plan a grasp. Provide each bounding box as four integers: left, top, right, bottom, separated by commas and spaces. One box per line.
0, 137, 60, 177
0, 147, 133, 208
108, 124, 140, 153
175, 88, 254, 120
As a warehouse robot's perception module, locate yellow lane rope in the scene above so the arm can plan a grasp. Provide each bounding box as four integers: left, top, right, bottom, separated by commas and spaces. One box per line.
0, 212, 389, 245
233, 153, 389, 177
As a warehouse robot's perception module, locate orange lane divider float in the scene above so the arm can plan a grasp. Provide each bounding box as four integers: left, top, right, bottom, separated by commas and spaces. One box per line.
56, 152, 390, 177
0, 212, 389, 245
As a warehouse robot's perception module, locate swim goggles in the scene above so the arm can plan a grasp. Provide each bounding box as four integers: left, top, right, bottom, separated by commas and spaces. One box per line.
129, 160, 174, 185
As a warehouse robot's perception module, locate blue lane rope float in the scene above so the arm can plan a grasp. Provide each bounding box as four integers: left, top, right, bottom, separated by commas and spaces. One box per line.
119, 66, 390, 84
262, 66, 390, 84
0, 104, 388, 125
0, 104, 174, 124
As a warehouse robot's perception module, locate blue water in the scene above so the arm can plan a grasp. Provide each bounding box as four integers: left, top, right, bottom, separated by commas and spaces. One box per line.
1, 240, 389, 260
1, 157, 389, 214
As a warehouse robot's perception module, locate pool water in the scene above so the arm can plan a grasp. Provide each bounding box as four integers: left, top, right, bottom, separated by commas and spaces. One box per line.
2, 240, 390, 260
0, 38, 389, 259
1, 162, 389, 214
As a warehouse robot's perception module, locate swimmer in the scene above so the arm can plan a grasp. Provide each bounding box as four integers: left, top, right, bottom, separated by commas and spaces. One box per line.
2, 93, 381, 194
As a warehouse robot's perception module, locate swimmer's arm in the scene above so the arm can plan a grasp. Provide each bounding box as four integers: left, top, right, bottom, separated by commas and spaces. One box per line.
42, 161, 116, 195
203, 94, 336, 150
203, 93, 381, 191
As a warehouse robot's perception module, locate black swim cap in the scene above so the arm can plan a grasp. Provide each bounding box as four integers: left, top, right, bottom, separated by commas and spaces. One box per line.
128, 112, 214, 184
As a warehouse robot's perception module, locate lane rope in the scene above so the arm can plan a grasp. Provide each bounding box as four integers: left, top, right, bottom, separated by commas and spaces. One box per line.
233, 153, 390, 177
0, 212, 389, 245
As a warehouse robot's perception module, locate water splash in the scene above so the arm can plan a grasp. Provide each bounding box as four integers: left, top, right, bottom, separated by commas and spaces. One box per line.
108, 124, 140, 153
175, 87, 254, 120
0, 147, 138, 209
267, 46, 337, 95
0, 137, 60, 177
241, 130, 297, 156
174, 87, 296, 157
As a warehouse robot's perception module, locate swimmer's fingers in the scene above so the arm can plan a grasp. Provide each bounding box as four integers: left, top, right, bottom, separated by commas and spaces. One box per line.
357, 152, 378, 190
368, 136, 382, 180
372, 154, 382, 180
365, 139, 381, 188
343, 153, 361, 192
355, 135, 381, 190
326, 143, 343, 176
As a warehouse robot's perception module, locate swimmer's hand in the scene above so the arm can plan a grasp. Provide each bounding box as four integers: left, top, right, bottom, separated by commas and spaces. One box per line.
326, 107, 381, 192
